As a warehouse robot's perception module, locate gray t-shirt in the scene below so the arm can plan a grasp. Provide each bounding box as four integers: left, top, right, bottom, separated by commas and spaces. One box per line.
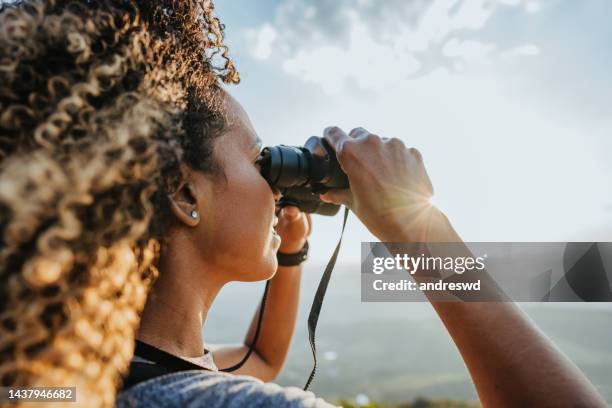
116, 370, 339, 407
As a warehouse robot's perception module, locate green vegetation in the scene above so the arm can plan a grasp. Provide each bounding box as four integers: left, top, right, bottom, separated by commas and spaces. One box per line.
336, 397, 480, 408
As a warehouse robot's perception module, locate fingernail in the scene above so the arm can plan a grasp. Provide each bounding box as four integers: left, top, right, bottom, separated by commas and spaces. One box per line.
285, 206, 299, 216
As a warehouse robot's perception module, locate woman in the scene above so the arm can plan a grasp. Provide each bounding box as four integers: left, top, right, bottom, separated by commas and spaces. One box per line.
130, 90, 312, 384
0, 1, 606, 408
0, 0, 299, 405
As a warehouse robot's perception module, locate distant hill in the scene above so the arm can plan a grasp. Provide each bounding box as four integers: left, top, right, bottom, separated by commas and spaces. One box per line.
337, 397, 480, 407
207, 263, 612, 404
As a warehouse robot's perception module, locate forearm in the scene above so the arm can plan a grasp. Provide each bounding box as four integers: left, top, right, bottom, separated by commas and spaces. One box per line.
244, 264, 302, 376
433, 301, 606, 407
394, 208, 606, 407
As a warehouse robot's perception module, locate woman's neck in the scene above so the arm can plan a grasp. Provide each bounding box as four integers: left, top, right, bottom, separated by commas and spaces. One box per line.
136, 242, 225, 358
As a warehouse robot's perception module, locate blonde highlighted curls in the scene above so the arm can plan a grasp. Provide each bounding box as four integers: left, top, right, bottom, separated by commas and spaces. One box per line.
0, 0, 238, 407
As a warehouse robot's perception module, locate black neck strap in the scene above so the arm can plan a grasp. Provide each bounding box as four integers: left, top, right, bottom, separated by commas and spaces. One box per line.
131, 207, 350, 392
303, 206, 349, 390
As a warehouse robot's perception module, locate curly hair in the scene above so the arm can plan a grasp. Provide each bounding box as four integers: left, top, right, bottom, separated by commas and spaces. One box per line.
0, 1, 239, 406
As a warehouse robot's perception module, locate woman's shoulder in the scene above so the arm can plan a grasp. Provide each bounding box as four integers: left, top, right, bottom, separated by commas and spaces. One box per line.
116, 370, 338, 408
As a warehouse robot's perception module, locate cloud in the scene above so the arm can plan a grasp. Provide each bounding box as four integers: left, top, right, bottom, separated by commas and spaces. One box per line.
282, 10, 421, 94
245, 24, 278, 60
442, 38, 497, 67
525, 1, 542, 13
500, 44, 540, 61
245, 0, 543, 94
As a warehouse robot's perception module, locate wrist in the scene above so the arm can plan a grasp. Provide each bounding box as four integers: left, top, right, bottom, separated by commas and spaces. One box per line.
277, 240, 309, 267
278, 238, 308, 254
381, 207, 459, 243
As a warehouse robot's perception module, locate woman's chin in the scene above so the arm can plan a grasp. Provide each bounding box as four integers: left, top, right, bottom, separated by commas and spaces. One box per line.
241, 233, 281, 282
253, 247, 280, 281
259, 254, 279, 281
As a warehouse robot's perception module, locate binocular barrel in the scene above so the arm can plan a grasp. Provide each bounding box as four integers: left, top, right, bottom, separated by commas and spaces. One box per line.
259, 137, 349, 216
259, 145, 311, 188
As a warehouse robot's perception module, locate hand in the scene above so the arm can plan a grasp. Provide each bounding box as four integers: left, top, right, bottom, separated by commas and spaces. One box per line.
275, 206, 312, 254
319, 126, 445, 242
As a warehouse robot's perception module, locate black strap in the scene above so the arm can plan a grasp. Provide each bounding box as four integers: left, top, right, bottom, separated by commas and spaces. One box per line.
304, 206, 349, 390
124, 209, 348, 391
219, 280, 271, 372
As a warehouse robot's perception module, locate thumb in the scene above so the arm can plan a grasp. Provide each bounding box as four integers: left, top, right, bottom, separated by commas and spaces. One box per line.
319, 189, 353, 208
282, 206, 301, 221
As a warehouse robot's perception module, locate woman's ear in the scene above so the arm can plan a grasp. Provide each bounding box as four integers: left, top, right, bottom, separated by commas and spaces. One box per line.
168, 179, 200, 227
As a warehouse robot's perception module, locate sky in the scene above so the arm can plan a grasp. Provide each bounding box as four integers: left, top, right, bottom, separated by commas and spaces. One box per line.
214, 0, 612, 263
3, 0, 609, 264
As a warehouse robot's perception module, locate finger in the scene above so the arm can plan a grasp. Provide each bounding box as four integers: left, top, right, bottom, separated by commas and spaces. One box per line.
283, 205, 301, 221
349, 127, 384, 143
305, 213, 312, 235
323, 126, 349, 155
348, 127, 370, 140
407, 147, 434, 198
319, 189, 353, 208
420, 162, 435, 198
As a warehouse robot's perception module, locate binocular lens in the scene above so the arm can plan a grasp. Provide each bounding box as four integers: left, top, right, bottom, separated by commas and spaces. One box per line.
259, 146, 310, 188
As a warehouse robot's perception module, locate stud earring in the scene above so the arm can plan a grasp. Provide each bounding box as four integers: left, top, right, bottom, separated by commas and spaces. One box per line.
190, 210, 198, 219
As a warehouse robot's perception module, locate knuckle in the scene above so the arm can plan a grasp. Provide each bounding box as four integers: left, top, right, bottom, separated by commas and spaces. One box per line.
388, 137, 405, 149
338, 140, 357, 161
349, 127, 367, 138
365, 133, 381, 145
324, 126, 342, 136
408, 147, 422, 161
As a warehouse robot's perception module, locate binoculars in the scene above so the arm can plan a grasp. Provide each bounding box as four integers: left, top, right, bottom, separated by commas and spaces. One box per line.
258, 137, 349, 216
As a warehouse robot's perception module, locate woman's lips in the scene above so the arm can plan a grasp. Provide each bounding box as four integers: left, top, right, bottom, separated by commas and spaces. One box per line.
270, 214, 281, 247
271, 226, 281, 247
